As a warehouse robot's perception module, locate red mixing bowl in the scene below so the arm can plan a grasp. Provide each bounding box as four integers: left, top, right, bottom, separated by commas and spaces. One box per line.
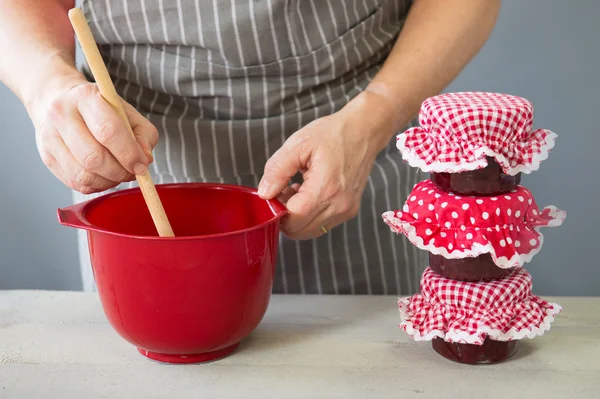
57, 183, 286, 364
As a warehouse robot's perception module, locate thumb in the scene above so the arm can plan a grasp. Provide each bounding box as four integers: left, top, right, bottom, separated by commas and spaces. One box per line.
258, 140, 305, 199
122, 99, 158, 163
136, 136, 155, 163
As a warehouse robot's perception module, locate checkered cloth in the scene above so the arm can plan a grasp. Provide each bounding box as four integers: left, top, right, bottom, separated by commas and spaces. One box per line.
396, 92, 557, 175
382, 179, 566, 268
398, 267, 562, 345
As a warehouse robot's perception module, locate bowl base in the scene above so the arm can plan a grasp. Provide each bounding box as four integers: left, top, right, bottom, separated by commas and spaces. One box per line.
137, 343, 239, 364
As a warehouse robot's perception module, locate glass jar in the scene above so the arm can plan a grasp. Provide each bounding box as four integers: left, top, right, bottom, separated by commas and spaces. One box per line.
429, 253, 511, 282
430, 157, 521, 195
432, 337, 518, 364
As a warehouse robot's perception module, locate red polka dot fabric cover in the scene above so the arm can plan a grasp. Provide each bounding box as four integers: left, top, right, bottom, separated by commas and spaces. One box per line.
396, 92, 557, 175
382, 180, 566, 268
398, 267, 561, 345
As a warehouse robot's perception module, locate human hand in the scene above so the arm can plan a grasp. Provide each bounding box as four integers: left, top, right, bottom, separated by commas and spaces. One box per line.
257, 91, 396, 240
31, 77, 157, 194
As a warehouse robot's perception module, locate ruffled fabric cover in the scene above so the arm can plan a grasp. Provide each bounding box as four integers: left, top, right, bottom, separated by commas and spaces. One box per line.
382, 180, 566, 268
396, 92, 557, 175
398, 267, 562, 345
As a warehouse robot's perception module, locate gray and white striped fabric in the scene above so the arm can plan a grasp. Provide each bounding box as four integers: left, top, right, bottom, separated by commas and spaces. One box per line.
73, 0, 426, 295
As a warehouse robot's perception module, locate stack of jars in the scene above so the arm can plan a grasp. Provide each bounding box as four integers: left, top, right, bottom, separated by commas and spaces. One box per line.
383, 92, 566, 364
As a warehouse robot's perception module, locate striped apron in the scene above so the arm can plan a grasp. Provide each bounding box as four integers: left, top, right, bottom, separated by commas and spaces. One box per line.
73, 0, 426, 295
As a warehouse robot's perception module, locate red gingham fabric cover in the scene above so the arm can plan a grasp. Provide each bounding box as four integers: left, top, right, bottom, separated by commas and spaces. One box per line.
398, 267, 562, 344
396, 92, 557, 175
382, 180, 566, 268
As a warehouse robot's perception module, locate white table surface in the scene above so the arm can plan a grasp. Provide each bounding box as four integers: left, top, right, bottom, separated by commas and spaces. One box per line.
0, 291, 598, 398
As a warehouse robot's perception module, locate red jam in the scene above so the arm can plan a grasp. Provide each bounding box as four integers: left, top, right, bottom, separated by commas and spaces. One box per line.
429, 253, 511, 282
430, 157, 521, 195
432, 337, 518, 364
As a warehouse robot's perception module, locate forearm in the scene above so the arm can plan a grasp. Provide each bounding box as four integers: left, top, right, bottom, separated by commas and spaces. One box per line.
0, 0, 84, 120
357, 0, 501, 149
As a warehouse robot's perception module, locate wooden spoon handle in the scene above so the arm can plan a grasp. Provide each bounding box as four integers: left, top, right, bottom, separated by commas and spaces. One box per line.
68, 8, 174, 237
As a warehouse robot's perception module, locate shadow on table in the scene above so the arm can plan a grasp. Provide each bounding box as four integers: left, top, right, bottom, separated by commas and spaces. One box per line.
234, 299, 397, 356
509, 340, 538, 361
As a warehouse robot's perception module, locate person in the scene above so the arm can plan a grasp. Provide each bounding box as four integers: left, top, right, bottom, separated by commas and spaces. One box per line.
0, 0, 500, 295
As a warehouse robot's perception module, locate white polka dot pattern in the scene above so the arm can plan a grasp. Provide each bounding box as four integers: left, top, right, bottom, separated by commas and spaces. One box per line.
395, 92, 557, 175
382, 180, 566, 268
397, 267, 562, 344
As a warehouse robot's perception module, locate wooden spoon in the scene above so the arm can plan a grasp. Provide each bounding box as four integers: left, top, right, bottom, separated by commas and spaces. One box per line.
68, 8, 174, 237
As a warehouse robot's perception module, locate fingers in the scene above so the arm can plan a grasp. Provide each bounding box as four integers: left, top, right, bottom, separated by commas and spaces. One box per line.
36, 134, 68, 189
276, 183, 300, 205
259, 112, 371, 241
51, 100, 134, 183
37, 82, 154, 194
280, 175, 360, 240
37, 127, 120, 194
264, 133, 344, 239
74, 85, 150, 175
281, 186, 325, 236
258, 137, 305, 199
281, 199, 356, 240
290, 209, 356, 240
122, 99, 159, 160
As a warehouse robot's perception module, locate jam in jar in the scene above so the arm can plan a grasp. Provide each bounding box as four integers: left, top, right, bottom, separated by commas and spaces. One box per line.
430, 157, 521, 195
432, 337, 518, 364
429, 253, 511, 282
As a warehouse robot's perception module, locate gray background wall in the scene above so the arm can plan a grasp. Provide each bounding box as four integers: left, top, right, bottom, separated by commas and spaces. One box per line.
1, 0, 598, 295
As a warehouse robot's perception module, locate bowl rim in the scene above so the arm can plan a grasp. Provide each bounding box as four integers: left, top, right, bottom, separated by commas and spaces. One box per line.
57, 182, 288, 241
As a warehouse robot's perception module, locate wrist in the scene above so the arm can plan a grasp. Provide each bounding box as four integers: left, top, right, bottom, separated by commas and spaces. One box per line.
342, 87, 410, 155
23, 54, 88, 126
364, 81, 415, 133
